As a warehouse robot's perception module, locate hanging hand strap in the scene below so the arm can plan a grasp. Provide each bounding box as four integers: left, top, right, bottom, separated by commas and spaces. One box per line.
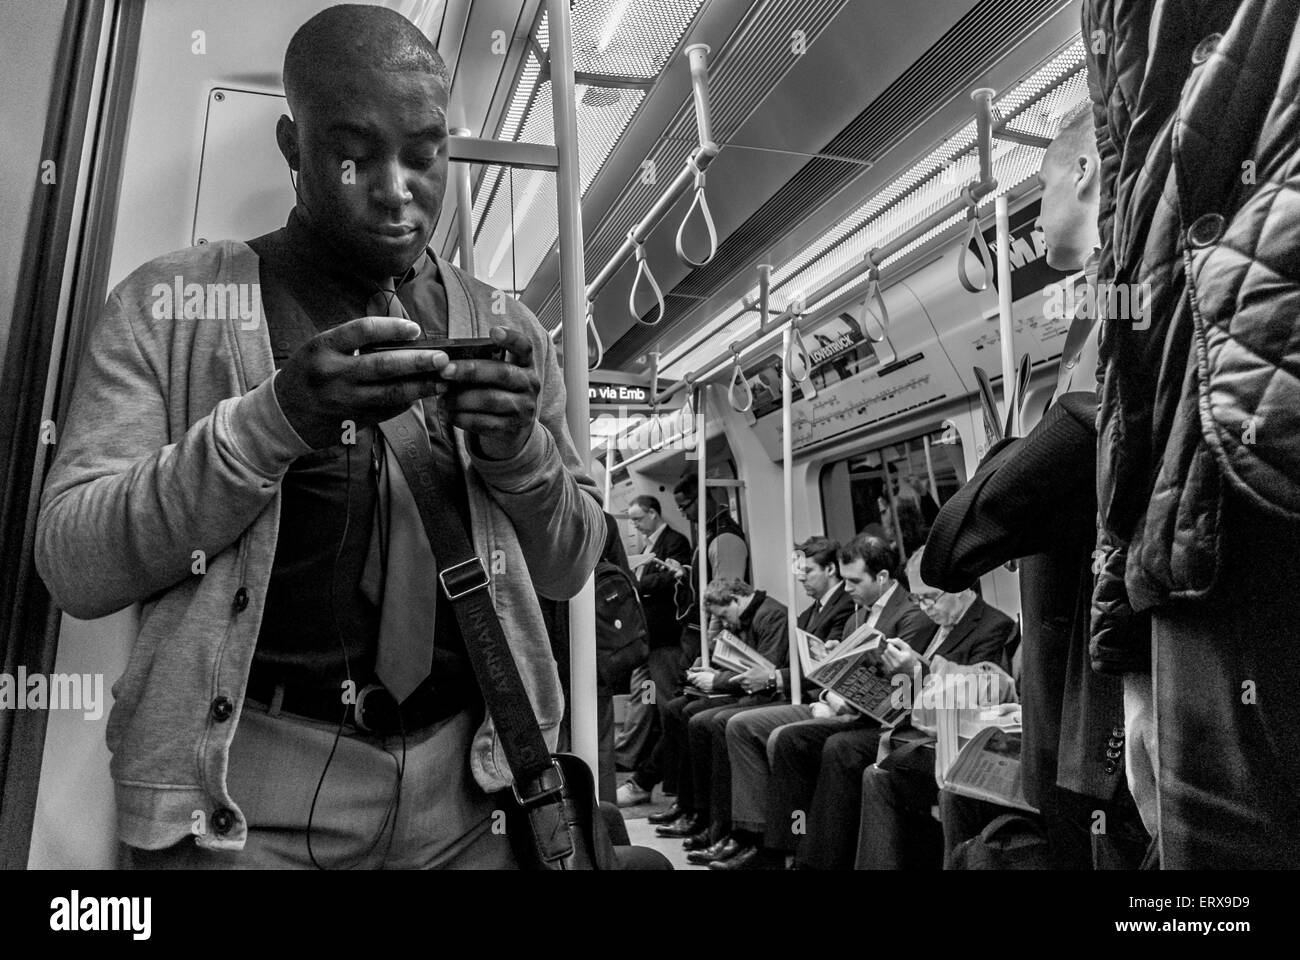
629, 233, 665, 325
585, 300, 604, 370
675, 157, 718, 268
728, 344, 753, 412
377, 409, 574, 866
958, 205, 993, 293
859, 265, 897, 366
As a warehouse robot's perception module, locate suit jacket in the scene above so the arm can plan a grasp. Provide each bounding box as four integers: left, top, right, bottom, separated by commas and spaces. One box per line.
925, 596, 1018, 668
921, 394, 1126, 805
872, 583, 939, 655
635, 524, 692, 649
784, 581, 858, 692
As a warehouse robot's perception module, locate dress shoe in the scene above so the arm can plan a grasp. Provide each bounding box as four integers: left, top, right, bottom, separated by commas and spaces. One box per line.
708, 845, 768, 870
646, 803, 682, 825
655, 814, 701, 838
686, 836, 742, 865
682, 829, 713, 851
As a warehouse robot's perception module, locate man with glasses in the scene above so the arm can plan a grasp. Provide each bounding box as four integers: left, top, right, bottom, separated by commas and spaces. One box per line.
793, 547, 1017, 869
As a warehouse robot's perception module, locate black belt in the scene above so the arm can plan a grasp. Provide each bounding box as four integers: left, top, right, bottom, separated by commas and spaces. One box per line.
244, 671, 465, 736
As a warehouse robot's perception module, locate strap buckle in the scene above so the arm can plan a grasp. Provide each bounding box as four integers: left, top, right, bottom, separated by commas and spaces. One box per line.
439, 557, 490, 601
511, 757, 567, 809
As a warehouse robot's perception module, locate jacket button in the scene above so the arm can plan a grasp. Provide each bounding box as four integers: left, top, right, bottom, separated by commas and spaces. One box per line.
1106, 747, 1123, 760
1192, 32, 1221, 65
1188, 212, 1225, 248
210, 696, 234, 722
1111, 725, 1124, 738
211, 807, 237, 835
233, 587, 249, 612
1104, 761, 1118, 775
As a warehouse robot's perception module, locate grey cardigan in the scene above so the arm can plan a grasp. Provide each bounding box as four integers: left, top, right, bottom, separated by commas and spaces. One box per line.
34, 240, 605, 852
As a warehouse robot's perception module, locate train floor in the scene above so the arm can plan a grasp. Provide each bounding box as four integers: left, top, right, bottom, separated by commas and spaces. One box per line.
618, 784, 706, 870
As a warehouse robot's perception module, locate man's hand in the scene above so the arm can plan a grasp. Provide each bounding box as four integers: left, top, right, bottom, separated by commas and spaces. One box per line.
879, 636, 920, 675
274, 317, 445, 449
433, 326, 539, 461
735, 664, 771, 695
688, 668, 717, 693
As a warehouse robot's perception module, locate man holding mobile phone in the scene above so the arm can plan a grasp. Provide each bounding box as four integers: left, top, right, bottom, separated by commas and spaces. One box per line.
35, 4, 604, 869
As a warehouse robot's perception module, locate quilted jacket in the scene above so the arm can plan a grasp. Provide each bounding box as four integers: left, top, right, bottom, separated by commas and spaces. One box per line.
1084, 0, 1300, 671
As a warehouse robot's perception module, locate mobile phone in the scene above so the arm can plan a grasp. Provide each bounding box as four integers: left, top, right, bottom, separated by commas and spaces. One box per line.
358, 336, 506, 361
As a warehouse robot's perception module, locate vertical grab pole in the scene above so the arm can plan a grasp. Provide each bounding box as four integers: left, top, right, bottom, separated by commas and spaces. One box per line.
548, 0, 597, 775
684, 44, 715, 149
696, 385, 710, 669
781, 325, 803, 706
994, 194, 1016, 434
757, 263, 772, 334
450, 127, 476, 279
602, 446, 614, 509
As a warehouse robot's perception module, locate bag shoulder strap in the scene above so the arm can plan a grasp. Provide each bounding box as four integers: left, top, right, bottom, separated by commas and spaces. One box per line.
377, 407, 574, 863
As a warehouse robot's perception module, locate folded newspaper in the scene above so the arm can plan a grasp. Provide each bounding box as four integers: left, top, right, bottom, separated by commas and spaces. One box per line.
709, 629, 776, 675
941, 725, 1038, 814
795, 624, 907, 725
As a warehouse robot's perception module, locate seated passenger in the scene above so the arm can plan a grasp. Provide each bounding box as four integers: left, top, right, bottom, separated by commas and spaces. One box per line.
678, 537, 854, 867
728, 538, 941, 868
650, 579, 788, 851
793, 547, 1017, 869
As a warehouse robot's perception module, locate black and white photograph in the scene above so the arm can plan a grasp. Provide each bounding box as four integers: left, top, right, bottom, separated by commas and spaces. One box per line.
0, 0, 1289, 942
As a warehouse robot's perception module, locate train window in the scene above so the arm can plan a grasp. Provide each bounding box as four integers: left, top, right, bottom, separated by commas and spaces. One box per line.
818, 426, 967, 560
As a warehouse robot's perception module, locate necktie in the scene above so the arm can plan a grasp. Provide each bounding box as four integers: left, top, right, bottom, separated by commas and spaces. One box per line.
361, 279, 440, 703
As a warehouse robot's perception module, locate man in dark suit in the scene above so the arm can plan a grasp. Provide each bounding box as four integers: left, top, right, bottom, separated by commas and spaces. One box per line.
615, 495, 692, 804
673, 536, 855, 865
649, 580, 788, 845
793, 546, 1018, 869
715, 536, 935, 869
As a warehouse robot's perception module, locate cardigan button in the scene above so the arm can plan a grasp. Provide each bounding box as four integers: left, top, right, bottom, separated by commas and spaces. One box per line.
1192, 32, 1221, 65
233, 586, 249, 612
210, 696, 234, 722
211, 808, 237, 835
1188, 212, 1225, 248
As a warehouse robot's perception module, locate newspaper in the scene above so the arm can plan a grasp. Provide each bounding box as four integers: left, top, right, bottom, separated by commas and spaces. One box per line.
796, 626, 912, 725
709, 629, 775, 674
941, 725, 1038, 814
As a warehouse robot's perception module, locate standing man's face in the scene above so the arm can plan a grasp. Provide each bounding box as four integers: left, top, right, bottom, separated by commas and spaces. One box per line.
628, 505, 657, 537
279, 67, 449, 281
675, 492, 699, 524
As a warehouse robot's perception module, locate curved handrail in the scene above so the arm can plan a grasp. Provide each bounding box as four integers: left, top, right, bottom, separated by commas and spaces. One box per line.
585, 300, 604, 370
957, 204, 993, 294
628, 232, 665, 325
678, 384, 696, 434
727, 344, 754, 412
675, 156, 718, 268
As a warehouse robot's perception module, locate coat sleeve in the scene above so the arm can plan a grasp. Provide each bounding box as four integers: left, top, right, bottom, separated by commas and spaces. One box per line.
921, 397, 1098, 592
468, 310, 606, 600
35, 291, 313, 620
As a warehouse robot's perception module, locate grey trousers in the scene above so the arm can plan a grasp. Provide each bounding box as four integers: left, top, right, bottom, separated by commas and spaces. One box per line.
725, 703, 816, 831
126, 701, 517, 869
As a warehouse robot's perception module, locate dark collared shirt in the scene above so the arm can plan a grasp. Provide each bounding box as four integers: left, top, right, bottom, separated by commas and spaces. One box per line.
245, 209, 475, 706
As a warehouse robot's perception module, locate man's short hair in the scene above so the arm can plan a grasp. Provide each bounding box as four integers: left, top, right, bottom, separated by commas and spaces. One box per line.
283, 4, 449, 112
1044, 101, 1098, 169
630, 495, 661, 515
796, 536, 841, 572
703, 578, 753, 606
839, 534, 897, 578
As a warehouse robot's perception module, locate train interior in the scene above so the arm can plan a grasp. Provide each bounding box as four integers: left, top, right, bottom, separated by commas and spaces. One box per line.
4, 0, 1104, 870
